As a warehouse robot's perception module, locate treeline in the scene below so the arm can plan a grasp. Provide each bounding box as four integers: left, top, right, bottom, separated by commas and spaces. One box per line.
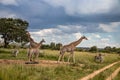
0, 41, 120, 54
41, 43, 120, 54
76, 46, 120, 54
41, 42, 62, 50
0, 41, 62, 50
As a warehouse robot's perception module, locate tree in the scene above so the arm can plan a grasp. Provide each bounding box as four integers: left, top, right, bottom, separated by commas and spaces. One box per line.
55, 43, 62, 50
0, 18, 29, 48
89, 46, 98, 53
116, 48, 120, 54
111, 47, 117, 53
50, 42, 56, 50
104, 46, 111, 53
76, 47, 84, 52
41, 44, 50, 49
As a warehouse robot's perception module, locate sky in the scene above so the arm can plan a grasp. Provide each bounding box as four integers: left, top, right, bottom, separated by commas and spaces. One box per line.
0, 0, 120, 48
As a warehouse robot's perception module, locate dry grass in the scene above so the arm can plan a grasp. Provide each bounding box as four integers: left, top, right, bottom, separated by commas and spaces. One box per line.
0, 48, 120, 80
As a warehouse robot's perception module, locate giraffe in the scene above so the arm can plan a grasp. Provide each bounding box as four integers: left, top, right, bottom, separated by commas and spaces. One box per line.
58, 36, 88, 63
26, 32, 45, 62
12, 48, 19, 57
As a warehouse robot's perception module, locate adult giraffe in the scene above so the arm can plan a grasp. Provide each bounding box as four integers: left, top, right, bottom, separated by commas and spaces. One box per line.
58, 36, 88, 63
26, 31, 45, 62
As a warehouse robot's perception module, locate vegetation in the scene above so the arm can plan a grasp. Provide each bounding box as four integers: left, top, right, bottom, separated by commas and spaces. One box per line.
92, 62, 120, 80
41, 43, 120, 55
89, 46, 98, 53
0, 48, 120, 80
41, 42, 62, 50
0, 18, 29, 48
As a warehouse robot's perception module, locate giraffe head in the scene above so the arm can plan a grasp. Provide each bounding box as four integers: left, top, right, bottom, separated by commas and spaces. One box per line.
82, 36, 88, 40
41, 39, 45, 43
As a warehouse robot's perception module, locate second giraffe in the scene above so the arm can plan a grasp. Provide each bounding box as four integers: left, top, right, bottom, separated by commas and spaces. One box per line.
58, 36, 88, 63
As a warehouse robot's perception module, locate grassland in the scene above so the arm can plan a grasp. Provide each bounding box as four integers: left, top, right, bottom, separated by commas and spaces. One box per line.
92, 62, 120, 80
0, 48, 120, 80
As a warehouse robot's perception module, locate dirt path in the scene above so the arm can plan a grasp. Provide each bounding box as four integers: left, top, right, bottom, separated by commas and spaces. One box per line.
79, 61, 120, 80
0, 59, 69, 67
106, 67, 120, 80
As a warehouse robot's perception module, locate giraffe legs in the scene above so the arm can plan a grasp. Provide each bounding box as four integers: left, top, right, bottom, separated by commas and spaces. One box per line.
27, 49, 31, 61
68, 53, 72, 62
58, 51, 65, 63
58, 51, 75, 63
68, 51, 75, 63
61, 54, 65, 62
72, 53, 75, 63
58, 54, 61, 62
58, 54, 63, 63
33, 49, 39, 62
28, 49, 37, 62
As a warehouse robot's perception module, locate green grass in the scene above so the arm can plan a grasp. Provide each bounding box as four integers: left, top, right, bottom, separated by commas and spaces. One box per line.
0, 64, 92, 80
0, 48, 120, 80
92, 62, 120, 80
0, 48, 29, 60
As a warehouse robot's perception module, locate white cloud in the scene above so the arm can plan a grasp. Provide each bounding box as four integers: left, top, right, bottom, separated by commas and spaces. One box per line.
99, 22, 120, 32
92, 34, 101, 38
29, 24, 119, 48
29, 25, 84, 45
101, 38, 110, 42
44, 0, 117, 15
30, 28, 61, 36
0, 0, 18, 5
0, 35, 4, 42
0, 10, 16, 18
57, 25, 83, 33
108, 35, 112, 38
84, 34, 120, 48
73, 32, 82, 39
29, 29, 120, 48
30, 25, 84, 37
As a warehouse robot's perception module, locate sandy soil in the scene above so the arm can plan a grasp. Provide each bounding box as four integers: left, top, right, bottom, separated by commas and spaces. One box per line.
0, 59, 70, 67
106, 67, 120, 80
79, 61, 120, 80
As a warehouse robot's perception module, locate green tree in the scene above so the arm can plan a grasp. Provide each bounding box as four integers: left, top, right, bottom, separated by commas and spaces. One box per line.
55, 43, 62, 50
111, 47, 117, 53
116, 48, 120, 54
41, 44, 50, 49
104, 46, 112, 53
50, 42, 56, 50
0, 18, 29, 48
89, 46, 98, 53
76, 47, 84, 52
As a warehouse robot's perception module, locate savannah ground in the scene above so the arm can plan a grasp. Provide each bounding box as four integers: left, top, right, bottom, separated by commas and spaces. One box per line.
0, 48, 120, 80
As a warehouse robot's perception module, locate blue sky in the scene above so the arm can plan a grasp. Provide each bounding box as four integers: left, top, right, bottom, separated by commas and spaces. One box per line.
0, 0, 120, 48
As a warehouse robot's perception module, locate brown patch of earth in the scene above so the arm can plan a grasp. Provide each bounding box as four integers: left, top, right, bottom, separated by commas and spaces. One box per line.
0, 59, 70, 67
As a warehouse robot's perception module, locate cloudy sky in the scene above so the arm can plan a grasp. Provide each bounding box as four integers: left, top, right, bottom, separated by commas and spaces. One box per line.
0, 0, 120, 48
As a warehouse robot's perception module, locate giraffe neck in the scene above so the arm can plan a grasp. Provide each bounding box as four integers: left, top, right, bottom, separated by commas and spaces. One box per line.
27, 33, 40, 48
29, 38, 34, 43
28, 36, 38, 48
72, 37, 83, 47
27, 34, 35, 43
37, 41, 43, 47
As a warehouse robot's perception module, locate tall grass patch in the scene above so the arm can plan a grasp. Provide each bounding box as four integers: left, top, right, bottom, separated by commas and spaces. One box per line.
92, 62, 120, 80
